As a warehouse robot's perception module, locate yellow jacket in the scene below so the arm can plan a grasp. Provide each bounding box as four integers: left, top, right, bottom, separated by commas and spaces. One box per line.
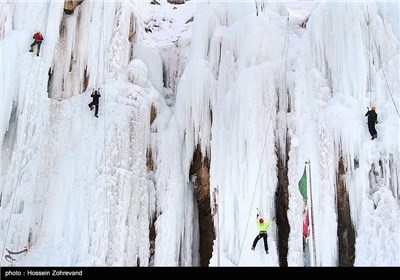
256, 218, 273, 232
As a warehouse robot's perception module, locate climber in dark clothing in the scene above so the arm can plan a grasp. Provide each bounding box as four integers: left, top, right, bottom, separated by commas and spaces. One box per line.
29, 32, 44, 56
88, 89, 101, 118
365, 106, 378, 140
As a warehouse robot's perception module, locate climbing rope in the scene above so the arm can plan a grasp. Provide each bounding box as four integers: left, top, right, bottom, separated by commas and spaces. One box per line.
1, 4, 51, 266
276, 12, 290, 214
101, 2, 110, 264
366, 3, 400, 118
39, 2, 49, 32
367, 5, 372, 107
284, 14, 290, 99
236, 14, 290, 265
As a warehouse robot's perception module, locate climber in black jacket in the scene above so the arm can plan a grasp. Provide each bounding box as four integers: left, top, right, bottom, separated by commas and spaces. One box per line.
365, 106, 378, 140
88, 89, 101, 118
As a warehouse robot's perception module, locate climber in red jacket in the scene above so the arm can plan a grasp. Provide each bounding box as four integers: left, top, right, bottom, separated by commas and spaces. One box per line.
29, 32, 44, 56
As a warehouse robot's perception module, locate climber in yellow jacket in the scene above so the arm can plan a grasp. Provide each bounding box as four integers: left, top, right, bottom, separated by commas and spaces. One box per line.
251, 213, 273, 254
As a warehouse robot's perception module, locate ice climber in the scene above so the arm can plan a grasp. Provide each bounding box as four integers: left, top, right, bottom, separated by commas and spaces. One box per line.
29, 32, 44, 56
88, 89, 101, 118
365, 106, 378, 140
251, 213, 273, 254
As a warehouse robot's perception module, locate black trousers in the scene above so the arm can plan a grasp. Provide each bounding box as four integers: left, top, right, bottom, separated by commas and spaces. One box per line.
30, 40, 42, 55
368, 122, 377, 136
88, 102, 99, 116
252, 232, 268, 252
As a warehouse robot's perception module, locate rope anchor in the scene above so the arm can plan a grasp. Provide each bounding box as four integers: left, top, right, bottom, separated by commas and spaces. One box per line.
4, 247, 28, 263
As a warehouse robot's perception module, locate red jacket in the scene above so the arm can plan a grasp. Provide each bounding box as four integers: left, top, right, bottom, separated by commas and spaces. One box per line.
33, 33, 44, 40
303, 210, 310, 238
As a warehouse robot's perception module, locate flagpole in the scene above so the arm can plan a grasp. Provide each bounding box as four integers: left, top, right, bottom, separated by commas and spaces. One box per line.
306, 160, 317, 266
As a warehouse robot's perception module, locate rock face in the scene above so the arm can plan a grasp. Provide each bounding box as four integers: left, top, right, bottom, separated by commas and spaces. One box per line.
64, 0, 84, 15
276, 149, 290, 267
190, 146, 214, 267
146, 105, 157, 171
336, 156, 355, 266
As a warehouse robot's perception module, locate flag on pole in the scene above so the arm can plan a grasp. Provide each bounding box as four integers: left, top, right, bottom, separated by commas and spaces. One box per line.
298, 166, 307, 200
